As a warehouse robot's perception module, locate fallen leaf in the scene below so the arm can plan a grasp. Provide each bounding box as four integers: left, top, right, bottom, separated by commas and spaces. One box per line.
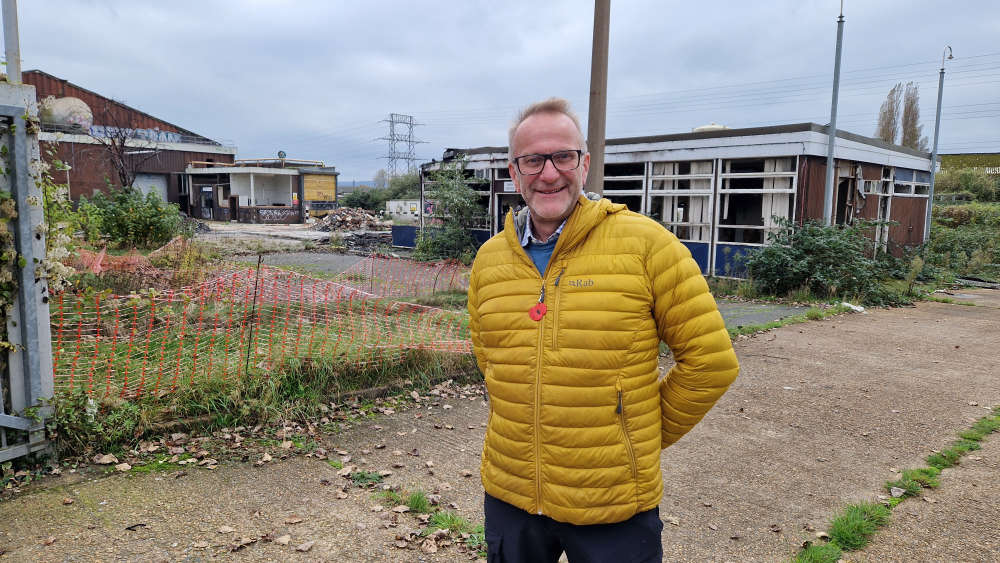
708, 524, 718, 531
230, 536, 257, 552
335, 449, 349, 455
114, 463, 132, 472
261, 453, 272, 463
218, 525, 236, 534
420, 538, 438, 553
394, 540, 408, 548
281, 441, 293, 450
378, 470, 393, 477
335, 488, 348, 499
391, 505, 410, 513
392, 450, 403, 456
890, 487, 906, 498
372, 505, 384, 512
284, 515, 304, 524
42, 536, 56, 546
295, 540, 315, 552
410, 391, 420, 401
461, 469, 473, 477
425, 461, 435, 468
663, 516, 679, 526
816, 531, 830, 540
93, 454, 118, 465
770, 524, 782, 533
192, 541, 209, 549
443, 404, 453, 410
275, 534, 291, 546
62, 497, 74, 505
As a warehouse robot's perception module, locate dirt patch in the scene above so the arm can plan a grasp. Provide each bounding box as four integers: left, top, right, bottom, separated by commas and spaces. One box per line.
1, 295, 998, 561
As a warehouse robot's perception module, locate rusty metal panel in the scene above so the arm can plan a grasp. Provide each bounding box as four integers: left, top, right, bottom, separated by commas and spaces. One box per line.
889, 196, 927, 252
41, 141, 234, 200
796, 155, 827, 222
860, 163, 882, 181
25, 71, 184, 133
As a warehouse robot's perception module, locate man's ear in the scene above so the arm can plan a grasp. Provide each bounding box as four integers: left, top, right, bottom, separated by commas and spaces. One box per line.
581, 151, 591, 184
509, 162, 521, 193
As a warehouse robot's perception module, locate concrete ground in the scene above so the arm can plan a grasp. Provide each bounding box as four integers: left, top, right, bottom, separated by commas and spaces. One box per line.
0, 291, 997, 562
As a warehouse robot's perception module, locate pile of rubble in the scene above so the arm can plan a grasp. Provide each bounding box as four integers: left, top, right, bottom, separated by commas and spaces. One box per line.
338, 231, 394, 254
312, 207, 388, 232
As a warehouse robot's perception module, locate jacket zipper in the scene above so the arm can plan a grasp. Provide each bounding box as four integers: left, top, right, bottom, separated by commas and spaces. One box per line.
551, 268, 565, 351
616, 379, 638, 482
533, 277, 546, 514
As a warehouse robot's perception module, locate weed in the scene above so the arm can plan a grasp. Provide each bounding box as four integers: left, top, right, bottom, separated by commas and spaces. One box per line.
885, 477, 922, 498
427, 511, 474, 534
349, 470, 384, 487
793, 543, 843, 563
951, 439, 981, 454
374, 489, 405, 505
465, 524, 487, 558
828, 502, 890, 550
406, 490, 432, 513
805, 308, 824, 320
926, 448, 962, 470
327, 459, 343, 470
901, 467, 941, 488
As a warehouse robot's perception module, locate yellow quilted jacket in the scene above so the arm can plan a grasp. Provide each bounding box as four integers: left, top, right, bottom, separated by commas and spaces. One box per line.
468, 194, 739, 525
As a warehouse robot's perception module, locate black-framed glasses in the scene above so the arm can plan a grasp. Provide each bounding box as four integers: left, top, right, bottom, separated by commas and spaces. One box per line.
513, 150, 583, 175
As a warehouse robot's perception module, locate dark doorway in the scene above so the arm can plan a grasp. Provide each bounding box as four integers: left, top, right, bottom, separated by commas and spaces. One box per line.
835, 179, 850, 225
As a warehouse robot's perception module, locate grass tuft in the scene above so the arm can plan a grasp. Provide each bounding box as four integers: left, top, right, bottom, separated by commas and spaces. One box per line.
406, 490, 432, 513
793, 542, 843, 563
349, 470, 384, 487
427, 511, 474, 534
828, 502, 891, 551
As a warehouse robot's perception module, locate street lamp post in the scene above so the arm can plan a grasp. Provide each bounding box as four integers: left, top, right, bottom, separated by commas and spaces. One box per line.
924, 46, 953, 242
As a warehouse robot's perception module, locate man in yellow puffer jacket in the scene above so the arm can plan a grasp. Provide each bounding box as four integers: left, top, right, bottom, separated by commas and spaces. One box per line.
467, 98, 740, 562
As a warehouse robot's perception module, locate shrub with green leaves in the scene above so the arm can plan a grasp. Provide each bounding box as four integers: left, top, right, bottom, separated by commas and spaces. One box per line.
742, 218, 903, 305
83, 187, 189, 248
414, 160, 487, 264
934, 168, 999, 202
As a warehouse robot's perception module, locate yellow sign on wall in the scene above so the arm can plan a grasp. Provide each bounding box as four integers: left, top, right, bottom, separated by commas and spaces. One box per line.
303, 174, 337, 202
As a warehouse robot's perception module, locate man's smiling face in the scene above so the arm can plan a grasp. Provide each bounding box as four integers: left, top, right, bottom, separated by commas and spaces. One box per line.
509, 111, 590, 238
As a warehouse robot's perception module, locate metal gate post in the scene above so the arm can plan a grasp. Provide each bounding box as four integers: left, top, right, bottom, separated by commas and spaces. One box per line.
0, 83, 54, 463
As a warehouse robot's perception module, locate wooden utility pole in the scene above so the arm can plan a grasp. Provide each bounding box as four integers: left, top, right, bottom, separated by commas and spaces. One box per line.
585, 0, 609, 196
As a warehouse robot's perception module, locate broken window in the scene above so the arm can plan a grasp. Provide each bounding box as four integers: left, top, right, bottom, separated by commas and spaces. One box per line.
648, 160, 713, 241
717, 157, 796, 245
603, 160, 646, 212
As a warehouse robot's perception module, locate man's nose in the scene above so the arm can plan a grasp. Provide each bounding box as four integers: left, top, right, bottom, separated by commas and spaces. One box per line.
538, 158, 561, 181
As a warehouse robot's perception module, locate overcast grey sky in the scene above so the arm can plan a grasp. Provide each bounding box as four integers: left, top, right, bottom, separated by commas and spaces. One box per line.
17, 0, 1000, 181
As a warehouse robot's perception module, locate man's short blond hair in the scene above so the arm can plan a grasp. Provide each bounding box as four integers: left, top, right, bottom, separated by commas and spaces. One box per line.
508, 97, 587, 158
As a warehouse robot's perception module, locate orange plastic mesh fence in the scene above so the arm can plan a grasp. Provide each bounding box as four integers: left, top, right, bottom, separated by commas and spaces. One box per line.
52, 259, 472, 399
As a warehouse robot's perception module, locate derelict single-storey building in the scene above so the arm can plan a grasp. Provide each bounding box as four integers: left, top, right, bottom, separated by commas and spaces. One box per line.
184, 157, 339, 223
419, 123, 933, 276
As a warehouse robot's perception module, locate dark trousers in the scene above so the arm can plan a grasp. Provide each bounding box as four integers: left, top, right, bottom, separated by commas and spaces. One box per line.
484, 494, 663, 563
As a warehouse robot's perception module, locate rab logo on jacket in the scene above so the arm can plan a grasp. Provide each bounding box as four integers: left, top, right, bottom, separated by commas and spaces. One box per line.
567, 279, 594, 287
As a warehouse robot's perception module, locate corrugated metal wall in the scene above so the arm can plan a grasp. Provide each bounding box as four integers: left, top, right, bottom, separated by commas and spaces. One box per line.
45, 141, 234, 201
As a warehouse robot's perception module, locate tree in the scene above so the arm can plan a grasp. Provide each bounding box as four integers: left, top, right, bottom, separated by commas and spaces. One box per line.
900, 82, 929, 151
87, 100, 163, 190
875, 83, 903, 144
386, 172, 420, 200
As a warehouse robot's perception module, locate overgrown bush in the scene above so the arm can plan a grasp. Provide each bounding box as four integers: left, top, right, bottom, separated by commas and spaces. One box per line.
82, 187, 189, 248
743, 218, 904, 305
934, 168, 999, 201
414, 161, 486, 263
924, 202, 1000, 281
